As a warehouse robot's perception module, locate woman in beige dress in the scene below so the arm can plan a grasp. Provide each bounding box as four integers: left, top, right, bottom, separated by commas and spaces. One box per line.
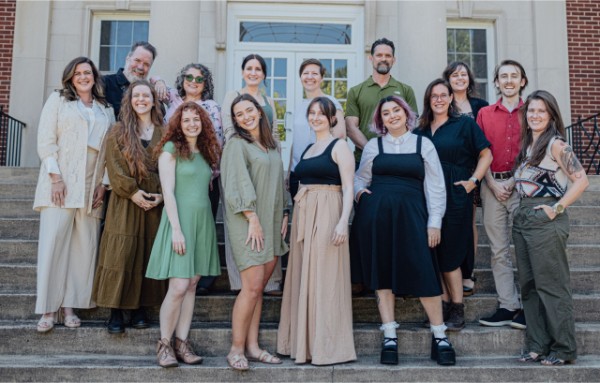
221, 94, 289, 370
277, 97, 356, 365
34, 56, 114, 332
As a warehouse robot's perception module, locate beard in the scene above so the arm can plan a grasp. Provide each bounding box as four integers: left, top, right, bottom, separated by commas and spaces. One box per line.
124, 67, 146, 83
375, 62, 391, 75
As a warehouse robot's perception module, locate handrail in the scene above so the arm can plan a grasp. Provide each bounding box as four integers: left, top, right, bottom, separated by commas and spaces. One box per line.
0, 106, 26, 166
565, 112, 600, 175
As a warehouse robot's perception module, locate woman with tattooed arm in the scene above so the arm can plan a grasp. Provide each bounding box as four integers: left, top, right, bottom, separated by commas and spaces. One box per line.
512, 90, 589, 366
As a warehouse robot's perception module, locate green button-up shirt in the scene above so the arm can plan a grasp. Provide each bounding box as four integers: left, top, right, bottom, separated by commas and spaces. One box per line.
346, 76, 418, 162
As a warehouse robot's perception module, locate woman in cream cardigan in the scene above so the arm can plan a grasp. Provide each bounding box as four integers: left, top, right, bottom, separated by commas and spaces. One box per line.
33, 56, 115, 332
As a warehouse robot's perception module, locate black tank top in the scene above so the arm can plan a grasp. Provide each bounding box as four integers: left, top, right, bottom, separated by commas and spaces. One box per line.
294, 139, 342, 186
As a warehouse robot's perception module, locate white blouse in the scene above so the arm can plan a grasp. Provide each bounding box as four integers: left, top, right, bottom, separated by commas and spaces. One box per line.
354, 131, 447, 229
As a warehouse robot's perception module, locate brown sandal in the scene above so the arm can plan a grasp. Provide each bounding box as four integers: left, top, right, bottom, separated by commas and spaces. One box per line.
227, 353, 249, 371
246, 350, 282, 364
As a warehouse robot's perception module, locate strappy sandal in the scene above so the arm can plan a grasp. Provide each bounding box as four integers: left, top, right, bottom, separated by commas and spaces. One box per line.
246, 349, 282, 364
227, 353, 249, 371
518, 352, 543, 363
63, 309, 81, 328
36, 313, 57, 333
380, 337, 398, 365
541, 355, 576, 366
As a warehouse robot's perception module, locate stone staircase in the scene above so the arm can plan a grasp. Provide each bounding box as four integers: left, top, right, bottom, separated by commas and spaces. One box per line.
0, 166, 599, 382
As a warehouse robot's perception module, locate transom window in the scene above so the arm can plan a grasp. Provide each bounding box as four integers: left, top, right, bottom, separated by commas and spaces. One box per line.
239, 22, 351, 45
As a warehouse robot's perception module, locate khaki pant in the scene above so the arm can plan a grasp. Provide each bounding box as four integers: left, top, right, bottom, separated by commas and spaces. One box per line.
512, 197, 576, 361
35, 148, 100, 314
480, 180, 521, 310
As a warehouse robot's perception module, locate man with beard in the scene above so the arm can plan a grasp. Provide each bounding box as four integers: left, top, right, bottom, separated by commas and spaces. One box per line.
102, 41, 167, 119
346, 38, 418, 163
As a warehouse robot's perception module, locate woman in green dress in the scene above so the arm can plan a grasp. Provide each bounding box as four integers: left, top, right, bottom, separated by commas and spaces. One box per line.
146, 101, 221, 368
221, 94, 289, 371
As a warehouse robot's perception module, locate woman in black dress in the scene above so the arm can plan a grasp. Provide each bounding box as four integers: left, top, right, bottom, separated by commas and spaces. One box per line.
442, 61, 489, 296
351, 95, 455, 366
416, 79, 492, 331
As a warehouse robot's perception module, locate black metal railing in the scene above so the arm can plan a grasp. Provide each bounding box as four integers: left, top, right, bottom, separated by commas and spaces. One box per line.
566, 112, 600, 175
0, 106, 26, 166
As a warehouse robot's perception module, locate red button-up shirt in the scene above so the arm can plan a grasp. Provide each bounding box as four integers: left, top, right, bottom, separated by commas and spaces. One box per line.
476, 98, 523, 172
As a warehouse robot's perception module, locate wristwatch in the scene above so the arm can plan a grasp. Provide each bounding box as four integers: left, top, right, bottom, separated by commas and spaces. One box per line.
552, 203, 565, 215
469, 177, 480, 187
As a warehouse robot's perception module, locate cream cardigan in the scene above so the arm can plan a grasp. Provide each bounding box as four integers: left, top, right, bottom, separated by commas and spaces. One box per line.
33, 91, 115, 218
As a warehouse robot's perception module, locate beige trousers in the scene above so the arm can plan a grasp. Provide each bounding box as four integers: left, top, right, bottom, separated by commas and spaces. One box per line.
35, 149, 100, 314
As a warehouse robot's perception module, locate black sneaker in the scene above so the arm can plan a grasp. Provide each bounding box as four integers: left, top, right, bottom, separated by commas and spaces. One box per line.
479, 308, 518, 327
510, 310, 527, 330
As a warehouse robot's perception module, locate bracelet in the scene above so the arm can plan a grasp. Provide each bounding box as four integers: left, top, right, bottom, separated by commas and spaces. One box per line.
283, 212, 290, 217
51, 179, 63, 184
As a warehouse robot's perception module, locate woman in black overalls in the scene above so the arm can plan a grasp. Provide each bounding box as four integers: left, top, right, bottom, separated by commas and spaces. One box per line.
350, 95, 455, 366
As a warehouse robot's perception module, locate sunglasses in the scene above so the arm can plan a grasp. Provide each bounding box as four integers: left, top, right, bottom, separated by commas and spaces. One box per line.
184, 74, 205, 84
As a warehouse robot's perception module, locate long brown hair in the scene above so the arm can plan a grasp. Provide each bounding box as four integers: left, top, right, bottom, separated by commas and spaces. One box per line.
155, 102, 221, 167
230, 94, 277, 150
514, 90, 566, 170
110, 79, 164, 183
59, 56, 107, 106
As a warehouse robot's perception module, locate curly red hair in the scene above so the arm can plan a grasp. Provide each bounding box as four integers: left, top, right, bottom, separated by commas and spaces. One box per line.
155, 101, 221, 167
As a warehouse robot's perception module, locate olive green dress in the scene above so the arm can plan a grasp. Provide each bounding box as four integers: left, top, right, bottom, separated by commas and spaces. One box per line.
221, 137, 289, 270
145, 141, 221, 279
92, 127, 167, 309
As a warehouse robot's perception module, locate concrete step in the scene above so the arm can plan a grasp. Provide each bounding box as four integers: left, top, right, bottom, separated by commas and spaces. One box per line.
2, 215, 599, 244
0, 167, 39, 178
4, 238, 598, 270
3, 262, 600, 295
1, 354, 599, 382
3, 292, 600, 323
0, 200, 36, 218
0, 183, 36, 199
1, 321, 599, 357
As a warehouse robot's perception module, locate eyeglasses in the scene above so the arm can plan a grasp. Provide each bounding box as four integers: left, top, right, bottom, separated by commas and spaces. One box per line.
184, 74, 205, 84
430, 94, 450, 101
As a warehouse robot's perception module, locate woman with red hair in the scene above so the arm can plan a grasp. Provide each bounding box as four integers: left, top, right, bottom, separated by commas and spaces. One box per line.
146, 101, 222, 368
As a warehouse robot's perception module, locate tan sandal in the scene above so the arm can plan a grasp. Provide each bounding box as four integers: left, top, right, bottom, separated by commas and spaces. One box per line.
63, 309, 81, 328
227, 353, 249, 371
36, 313, 57, 333
246, 349, 282, 364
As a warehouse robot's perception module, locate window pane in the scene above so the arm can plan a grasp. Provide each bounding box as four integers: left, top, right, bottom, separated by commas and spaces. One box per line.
275, 100, 286, 119
455, 29, 470, 53
473, 29, 486, 53
321, 59, 332, 78
321, 80, 332, 95
239, 22, 351, 44
475, 82, 487, 99
473, 54, 487, 79
99, 47, 112, 71
334, 80, 347, 99
100, 21, 115, 45
116, 47, 130, 70
116, 21, 133, 45
274, 58, 286, 77
132, 21, 149, 42
447, 29, 456, 52
334, 60, 348, 78
273, 79, 286, 98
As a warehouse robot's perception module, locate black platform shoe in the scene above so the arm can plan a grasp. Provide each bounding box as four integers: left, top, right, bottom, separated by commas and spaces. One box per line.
380, 337, 399, 365
430, 335, 456, 366
130, 307, 149, 329
107, 309, 125, 334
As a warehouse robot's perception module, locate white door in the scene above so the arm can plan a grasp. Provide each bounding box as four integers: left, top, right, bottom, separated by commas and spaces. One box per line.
232, 51, 357, 170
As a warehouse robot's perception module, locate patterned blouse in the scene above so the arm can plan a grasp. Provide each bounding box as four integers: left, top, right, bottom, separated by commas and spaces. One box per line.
514, 136, 569, 198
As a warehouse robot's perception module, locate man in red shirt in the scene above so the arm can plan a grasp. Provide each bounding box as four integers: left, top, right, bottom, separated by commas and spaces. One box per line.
476, 60, 528, 329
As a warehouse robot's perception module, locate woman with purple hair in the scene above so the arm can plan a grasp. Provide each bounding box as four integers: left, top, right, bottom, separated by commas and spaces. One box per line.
350, 95, 455, 366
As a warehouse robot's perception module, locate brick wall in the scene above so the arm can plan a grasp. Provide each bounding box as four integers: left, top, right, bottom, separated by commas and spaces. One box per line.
0, 0, 16, 113
567, 0, 600, 122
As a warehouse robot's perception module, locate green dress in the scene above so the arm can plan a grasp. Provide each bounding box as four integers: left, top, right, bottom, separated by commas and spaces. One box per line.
146, 141, 221, 279
221, 137, 289, 271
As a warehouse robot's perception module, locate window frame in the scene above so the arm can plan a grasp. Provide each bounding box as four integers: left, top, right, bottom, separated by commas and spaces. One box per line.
446, 20, 496, 102
89, 12, 150, 75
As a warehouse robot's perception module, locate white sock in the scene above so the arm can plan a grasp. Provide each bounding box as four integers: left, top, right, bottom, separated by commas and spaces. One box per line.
380, 321, 399, 345
431, 323, 449, 346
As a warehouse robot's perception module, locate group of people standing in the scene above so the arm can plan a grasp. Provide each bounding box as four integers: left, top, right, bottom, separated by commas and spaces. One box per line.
33, 36, 588, 370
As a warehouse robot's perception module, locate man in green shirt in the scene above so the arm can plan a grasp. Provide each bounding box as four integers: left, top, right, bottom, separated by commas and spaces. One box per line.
346, 38, 419, 163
